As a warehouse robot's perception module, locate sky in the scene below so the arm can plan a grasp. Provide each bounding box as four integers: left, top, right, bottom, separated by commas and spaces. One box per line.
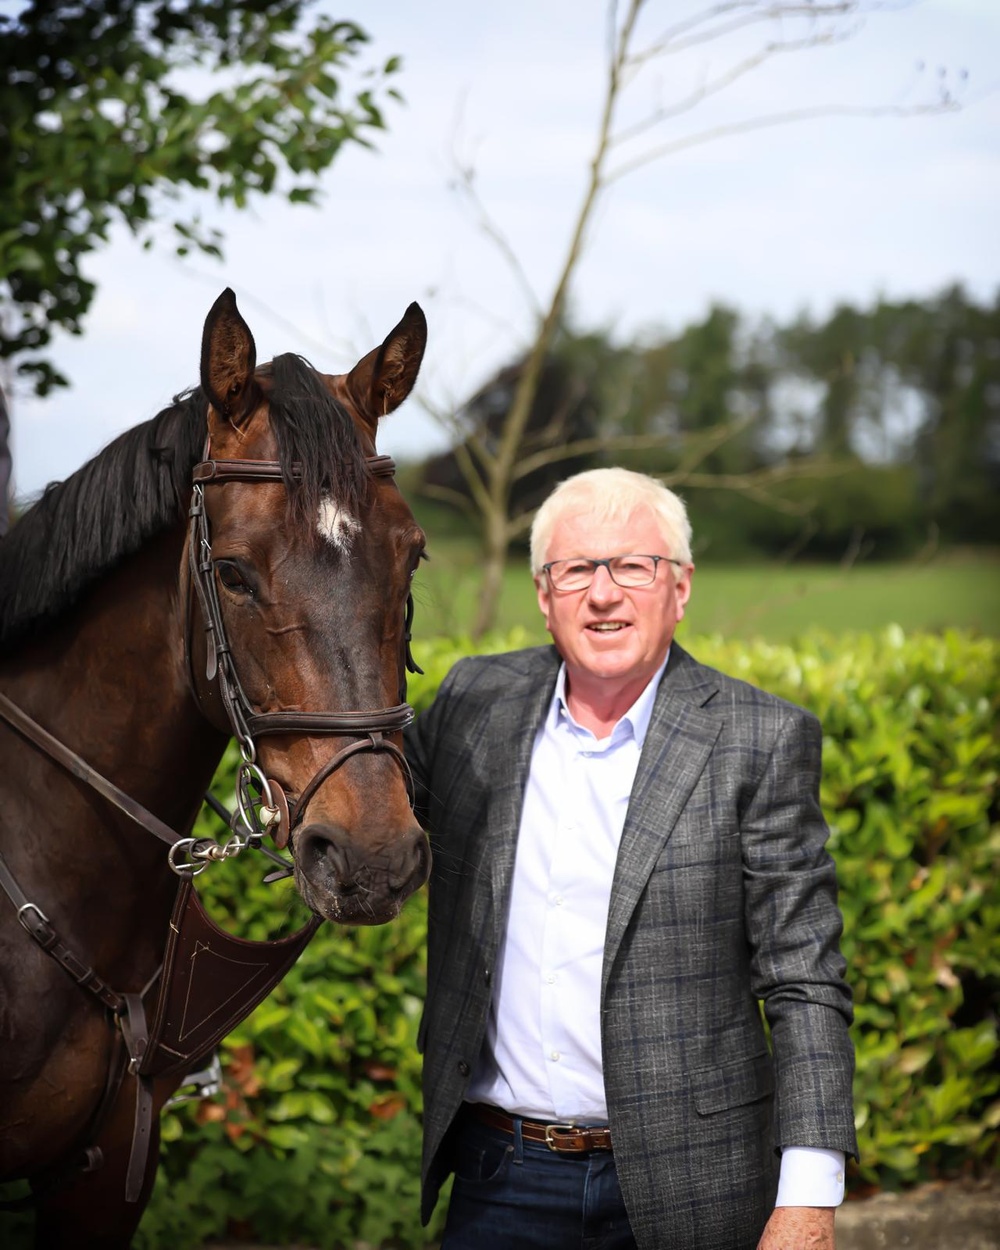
6, 0, 1000, 502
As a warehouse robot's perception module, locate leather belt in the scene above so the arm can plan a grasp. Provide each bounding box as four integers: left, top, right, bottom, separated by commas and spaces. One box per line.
470, 1103, 613, 1153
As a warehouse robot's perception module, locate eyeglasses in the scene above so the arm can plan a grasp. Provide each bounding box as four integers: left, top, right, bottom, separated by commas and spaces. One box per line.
541, 554, 684, 591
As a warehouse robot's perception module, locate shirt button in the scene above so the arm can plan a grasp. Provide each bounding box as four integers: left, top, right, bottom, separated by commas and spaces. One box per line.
546, 974, 556, 984
550, 1050, 561, 1062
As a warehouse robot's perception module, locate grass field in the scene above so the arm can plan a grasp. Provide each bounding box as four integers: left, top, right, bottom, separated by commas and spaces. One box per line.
411, 546, 1000, 643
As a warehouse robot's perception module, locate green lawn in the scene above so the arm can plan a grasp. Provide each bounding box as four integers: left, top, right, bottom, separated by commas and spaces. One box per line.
411, 548, 1000, 643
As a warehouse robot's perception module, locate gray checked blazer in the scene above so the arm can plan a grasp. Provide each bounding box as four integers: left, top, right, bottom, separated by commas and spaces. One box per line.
405, 642, 857, 1250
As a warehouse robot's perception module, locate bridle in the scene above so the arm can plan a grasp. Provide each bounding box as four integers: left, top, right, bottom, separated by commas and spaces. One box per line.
184, 450, 421, 862
0, 449, 422, 878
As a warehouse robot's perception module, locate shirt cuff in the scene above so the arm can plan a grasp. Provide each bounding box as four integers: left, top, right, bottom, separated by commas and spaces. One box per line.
775, 1147, 846, 1208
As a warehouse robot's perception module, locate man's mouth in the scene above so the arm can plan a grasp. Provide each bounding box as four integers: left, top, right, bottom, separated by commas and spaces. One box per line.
588, 621, 628, 632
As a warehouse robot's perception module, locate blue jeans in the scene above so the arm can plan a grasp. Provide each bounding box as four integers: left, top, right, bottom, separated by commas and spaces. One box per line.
441, 1109, 637, 1250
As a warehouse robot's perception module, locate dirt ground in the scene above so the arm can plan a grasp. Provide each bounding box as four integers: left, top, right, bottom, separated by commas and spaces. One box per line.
205, 1174, 1000, 1250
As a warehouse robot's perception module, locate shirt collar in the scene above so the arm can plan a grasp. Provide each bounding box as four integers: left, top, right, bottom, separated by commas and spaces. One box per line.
550, 649, 670, 749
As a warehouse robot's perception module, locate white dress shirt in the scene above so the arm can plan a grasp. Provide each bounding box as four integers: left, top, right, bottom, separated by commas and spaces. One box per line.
468, 657, 845, 1209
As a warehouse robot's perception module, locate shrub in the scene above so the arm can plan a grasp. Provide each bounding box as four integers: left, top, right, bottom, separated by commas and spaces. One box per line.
139, 627, 999, 1247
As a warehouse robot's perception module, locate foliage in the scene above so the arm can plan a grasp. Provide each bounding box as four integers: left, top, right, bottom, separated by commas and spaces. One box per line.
137, 628, 998, 1246
419, 286, 1000, 565
0, 0, 402, 393
690, 628, 1000, 1186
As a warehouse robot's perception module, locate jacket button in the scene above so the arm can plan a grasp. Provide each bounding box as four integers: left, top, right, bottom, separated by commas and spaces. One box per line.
457, 1060, 470, 1077
484, 968, 492, 985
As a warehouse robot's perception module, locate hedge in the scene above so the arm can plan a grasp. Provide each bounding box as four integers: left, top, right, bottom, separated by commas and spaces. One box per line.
135, 627, 999, 1248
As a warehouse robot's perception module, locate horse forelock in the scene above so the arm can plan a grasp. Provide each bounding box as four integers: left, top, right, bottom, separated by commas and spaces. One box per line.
264, 354, 372, 528
0, 392, 207, 651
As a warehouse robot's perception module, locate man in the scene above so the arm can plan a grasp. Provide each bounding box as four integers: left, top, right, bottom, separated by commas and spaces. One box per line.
405, 468, 857, 1250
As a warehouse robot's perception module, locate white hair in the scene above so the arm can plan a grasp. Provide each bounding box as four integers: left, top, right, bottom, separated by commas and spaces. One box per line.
530, 468, 693, 576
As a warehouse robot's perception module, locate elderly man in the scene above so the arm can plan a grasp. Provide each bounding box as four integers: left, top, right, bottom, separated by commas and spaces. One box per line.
405, 468, 856, 1250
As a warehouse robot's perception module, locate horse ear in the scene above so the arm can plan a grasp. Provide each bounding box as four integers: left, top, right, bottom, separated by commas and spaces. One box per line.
200, 288, 258, 425
346, 302, 427, 429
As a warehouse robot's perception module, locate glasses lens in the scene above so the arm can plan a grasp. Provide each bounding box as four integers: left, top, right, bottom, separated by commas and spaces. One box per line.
547, 556, 658, 589
609, 555, 657, 586
549, 559, 596, 590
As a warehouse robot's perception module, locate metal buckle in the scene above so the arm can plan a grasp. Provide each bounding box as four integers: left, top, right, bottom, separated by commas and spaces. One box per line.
543, 1123, 585, 1152
16, 901, 51, 932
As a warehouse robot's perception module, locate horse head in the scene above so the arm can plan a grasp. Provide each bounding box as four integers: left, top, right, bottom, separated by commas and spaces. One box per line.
189, 289, 430, 924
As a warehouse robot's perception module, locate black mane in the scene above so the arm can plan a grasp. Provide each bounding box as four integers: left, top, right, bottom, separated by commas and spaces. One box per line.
0, 354, 369, 652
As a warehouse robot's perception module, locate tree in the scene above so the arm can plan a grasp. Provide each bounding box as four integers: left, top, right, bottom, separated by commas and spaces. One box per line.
429, 0, 964, 637
0, 0, 402, 393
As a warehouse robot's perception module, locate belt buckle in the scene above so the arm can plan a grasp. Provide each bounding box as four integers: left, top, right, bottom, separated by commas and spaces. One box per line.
544, 1123, 584, 1152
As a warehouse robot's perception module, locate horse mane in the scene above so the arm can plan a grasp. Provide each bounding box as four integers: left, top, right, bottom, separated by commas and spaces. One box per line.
0, 353, 370, 651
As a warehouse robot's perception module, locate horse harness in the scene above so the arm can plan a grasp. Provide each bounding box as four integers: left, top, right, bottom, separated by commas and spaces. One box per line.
0, 450, 422, 1204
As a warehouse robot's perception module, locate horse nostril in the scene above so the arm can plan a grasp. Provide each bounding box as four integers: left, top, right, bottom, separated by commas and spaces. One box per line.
298, 824, 350, 881
388, 830, 430, 894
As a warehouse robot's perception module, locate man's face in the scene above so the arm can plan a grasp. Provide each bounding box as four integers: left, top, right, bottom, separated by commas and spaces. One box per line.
535, 506, 693, 698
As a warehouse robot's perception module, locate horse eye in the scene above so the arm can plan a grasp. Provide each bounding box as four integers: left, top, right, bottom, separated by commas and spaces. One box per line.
216, 560, 253, 596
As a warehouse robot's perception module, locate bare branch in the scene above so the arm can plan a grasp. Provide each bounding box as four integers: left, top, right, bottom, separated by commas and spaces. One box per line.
614, 32, 853, 147
509, 415, 752, 483
607, 98, 960, 182
451, 437, 496, 516
449, 161, 543, 320
658, 458, 850, 516
509, 431, 675, 482
630, 1, 860, 66
673, 415, 754, 475
418, 482, 482, 525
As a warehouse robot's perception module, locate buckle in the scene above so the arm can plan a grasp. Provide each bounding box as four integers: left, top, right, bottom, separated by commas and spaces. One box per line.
543, 1124, 587, 1152
17, 901, 52, 942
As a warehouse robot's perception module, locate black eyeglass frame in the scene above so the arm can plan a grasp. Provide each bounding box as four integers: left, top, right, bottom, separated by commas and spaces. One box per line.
541, 553, 686, 590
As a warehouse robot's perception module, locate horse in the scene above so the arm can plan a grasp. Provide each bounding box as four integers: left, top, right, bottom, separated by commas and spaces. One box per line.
0, 289, 431, 1247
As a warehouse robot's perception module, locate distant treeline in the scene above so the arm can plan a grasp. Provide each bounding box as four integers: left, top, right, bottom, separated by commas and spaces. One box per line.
420, 284, 999, 560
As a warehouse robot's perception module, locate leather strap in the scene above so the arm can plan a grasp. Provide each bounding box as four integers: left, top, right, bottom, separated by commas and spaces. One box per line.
191, 454, 398, 484
0, 692, 187, 850
244, 703, 414, 738
120, 992, 154, 1203
293, 732, 414, 815
470, 1104, 613, 1153
0, 847, 126, 1014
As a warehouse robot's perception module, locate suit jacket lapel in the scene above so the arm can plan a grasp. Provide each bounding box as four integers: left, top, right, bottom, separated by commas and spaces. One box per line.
603, 645, 723, 996
486, 647, 560, 935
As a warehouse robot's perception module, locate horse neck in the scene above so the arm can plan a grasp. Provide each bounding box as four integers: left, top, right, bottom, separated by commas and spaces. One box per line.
3, 524, 228, 843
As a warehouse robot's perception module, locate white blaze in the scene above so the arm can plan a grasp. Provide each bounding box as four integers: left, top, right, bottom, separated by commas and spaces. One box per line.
317, 497, 361, 552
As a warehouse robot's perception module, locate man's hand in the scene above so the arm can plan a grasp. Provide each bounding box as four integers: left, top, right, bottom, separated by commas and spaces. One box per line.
757, 1205, 835, 1249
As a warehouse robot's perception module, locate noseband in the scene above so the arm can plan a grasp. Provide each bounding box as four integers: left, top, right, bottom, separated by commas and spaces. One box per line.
187, 452, 420, 855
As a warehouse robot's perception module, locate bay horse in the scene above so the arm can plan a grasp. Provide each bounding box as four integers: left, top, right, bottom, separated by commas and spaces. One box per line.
0, 290, 430, 1247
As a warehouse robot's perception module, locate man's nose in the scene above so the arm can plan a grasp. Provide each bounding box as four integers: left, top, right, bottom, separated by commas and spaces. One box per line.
587, 563, 623, 602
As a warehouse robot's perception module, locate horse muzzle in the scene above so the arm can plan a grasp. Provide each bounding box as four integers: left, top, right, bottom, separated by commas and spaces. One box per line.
293, 821, 430, 925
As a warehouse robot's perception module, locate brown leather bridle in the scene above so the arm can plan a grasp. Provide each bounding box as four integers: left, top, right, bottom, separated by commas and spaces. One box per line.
185, 451, 421, 860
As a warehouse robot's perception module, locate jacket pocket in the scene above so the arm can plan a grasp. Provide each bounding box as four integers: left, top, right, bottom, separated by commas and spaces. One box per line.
692, 1049, 775, 1115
